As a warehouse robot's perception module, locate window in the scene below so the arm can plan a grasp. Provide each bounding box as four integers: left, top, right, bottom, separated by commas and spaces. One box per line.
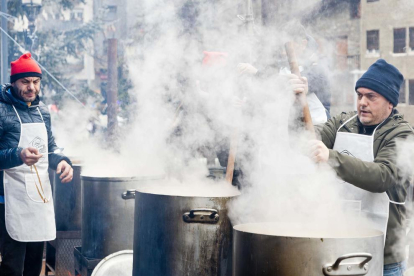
367, 30, 379, 52
394, 28, 406, 53
399, 80, 406, 104
409, 80, 414, 105
77, 12, 83, 21
409, 27, 414, 51
350, 0, 361, 19
70, 10, 84, 21
107, 5, 118, 21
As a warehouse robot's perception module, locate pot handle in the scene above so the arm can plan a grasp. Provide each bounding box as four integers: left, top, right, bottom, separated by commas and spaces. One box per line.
183, 208, 219, 223
323, 253, 372, 276
122, 189, 136, 200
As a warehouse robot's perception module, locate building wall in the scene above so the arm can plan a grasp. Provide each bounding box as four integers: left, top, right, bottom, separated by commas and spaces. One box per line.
304, 1, 361, 116
72, 0, 95, 82
361, 0, 414, 124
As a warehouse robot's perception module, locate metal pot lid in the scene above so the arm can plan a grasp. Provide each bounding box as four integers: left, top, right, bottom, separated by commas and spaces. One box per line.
91, 250, 133, 276
80, 174, 165, 182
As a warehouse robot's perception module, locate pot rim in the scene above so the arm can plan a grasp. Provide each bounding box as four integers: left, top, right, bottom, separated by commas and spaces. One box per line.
135, 186, 241, 198
80, 175, 165, 182
233, 222, 384, 239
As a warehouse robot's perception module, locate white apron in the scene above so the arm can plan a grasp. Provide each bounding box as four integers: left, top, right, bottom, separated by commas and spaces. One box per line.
333, 114, 404, 242
3, 105, 55, 242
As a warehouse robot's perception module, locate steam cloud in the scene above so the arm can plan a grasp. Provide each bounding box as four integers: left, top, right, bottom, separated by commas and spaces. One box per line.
49, 0, 414, 237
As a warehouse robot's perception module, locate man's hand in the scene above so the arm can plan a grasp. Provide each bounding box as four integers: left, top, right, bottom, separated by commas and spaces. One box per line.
309, 140, 329, 163
20, 147, 43, 166
56, 160, 73, 184
287, 74, 308, 95
237, 63, 258, 75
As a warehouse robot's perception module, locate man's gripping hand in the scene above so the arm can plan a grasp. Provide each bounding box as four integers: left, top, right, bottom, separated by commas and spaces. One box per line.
309, 140, 329, 163
286, 74, 308, 95
56, 160, 73, 183
20, 147, 43, 166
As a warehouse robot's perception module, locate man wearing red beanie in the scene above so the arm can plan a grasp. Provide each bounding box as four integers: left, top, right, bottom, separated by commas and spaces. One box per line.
0, 53, 73, 276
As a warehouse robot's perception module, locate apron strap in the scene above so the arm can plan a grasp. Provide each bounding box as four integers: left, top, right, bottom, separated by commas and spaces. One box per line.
337, 114, 357, 132
36, 107, 45, 123
12, 106, 45, 124
12, 105, 22, 125
371, 117, 387, 136
390, 200, 406, 205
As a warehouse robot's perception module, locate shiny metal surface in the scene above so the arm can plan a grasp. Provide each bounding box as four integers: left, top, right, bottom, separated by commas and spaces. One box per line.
233, 223, 384, 276
49, 164, 82, 231
81, 175, 162, 259
133, 187, 238, 276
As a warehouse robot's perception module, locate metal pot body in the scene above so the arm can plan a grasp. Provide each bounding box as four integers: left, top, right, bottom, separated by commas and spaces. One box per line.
133, 190, 237, 276
49, 164, 82, 231
233, 223, 384, 276
81, 176, 161, 259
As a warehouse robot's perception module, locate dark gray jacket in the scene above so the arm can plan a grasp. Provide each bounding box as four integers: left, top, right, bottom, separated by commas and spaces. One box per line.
0, 84, 70, 196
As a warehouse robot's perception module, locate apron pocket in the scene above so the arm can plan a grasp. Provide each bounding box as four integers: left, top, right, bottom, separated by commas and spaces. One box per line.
24, 173, 52, 203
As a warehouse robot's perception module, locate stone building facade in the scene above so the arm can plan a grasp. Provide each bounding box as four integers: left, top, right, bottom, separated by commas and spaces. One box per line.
303, 0, 362, 116
360, 0, 414, 123
259, 0, 363, 116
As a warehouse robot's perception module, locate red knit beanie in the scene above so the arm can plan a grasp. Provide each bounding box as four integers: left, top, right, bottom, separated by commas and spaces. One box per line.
10, 52, 42, 83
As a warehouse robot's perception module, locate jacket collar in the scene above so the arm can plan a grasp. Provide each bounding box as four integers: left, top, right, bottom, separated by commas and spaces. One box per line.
345, 109, 402, 134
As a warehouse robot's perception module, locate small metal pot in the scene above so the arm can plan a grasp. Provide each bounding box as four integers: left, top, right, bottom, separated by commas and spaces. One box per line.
233, 222, 384, 276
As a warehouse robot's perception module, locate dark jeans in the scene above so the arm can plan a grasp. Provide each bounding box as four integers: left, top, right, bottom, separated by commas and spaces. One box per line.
0, 204, 44, 276
383, 261, 406, 276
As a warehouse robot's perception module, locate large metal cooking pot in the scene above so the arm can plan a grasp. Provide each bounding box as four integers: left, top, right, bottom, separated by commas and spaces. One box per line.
233, 222, 384, 276
132, 184, 240, 276
49, 164, 82, 231
81, 175, 162, 259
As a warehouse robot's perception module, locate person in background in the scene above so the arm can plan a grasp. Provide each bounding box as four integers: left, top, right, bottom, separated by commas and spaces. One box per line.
186, 51, 246, 187
238, 21, 331, 124
0, 53, 73, 276
306, 59, 413, 276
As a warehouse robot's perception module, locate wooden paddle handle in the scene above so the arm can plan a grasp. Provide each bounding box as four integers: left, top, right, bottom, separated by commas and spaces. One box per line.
225, 128, 239, 184
284, 42, 315, 136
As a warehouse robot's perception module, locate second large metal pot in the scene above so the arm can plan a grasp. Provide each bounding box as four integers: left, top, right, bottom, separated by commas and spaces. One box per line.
133, 184, 239, 276
233, 222, 384, 276
81, 175, 162, 259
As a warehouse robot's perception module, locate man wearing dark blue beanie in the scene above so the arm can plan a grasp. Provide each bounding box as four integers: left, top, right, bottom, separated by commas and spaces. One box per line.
356, 59, 403, 107
307, 59, 414, 276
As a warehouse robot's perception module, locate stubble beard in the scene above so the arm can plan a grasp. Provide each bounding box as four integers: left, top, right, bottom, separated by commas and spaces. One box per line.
15, 87, 38, 102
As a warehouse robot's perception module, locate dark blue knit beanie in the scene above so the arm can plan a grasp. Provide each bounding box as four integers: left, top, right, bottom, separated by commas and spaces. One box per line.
355, 59, 403, 106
